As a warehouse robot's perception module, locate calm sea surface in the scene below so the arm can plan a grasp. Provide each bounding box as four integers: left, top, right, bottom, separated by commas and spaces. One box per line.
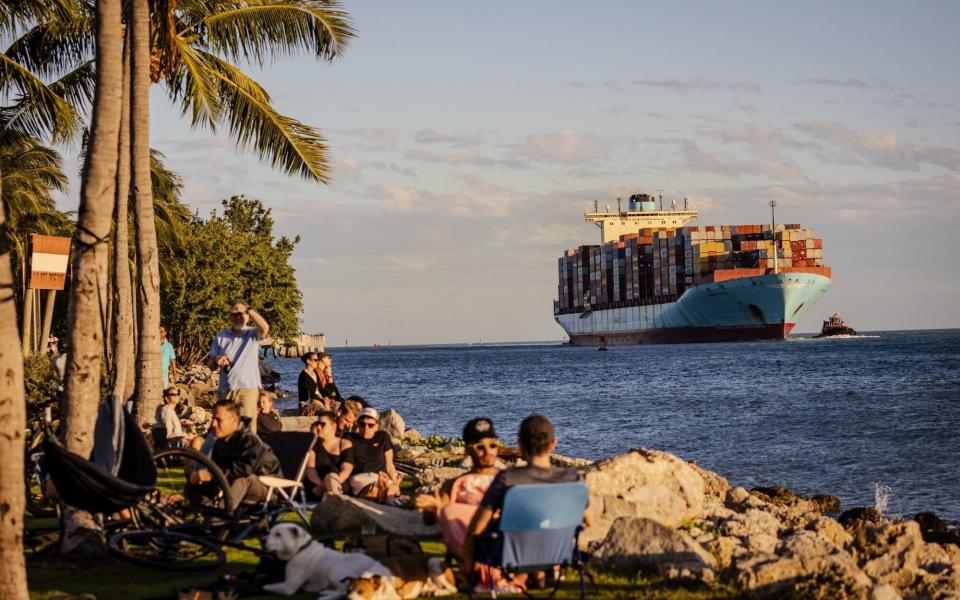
267, 329, 960, 523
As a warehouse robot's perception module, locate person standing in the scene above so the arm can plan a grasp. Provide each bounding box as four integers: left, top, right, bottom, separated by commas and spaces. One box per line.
210, 299, 270, 433
160, 325, 177, 388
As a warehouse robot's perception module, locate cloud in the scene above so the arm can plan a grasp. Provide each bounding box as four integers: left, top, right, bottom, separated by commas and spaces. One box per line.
678, 140, 803, 178
512, 130, 639, 165
795, 121, 960, 171
645, 112, 670, 120
705, 125, 815, 161
735, 104, 758, 114
341, 127, 399, 149
630, 76, 761, 94
414, 129, 485, 147
405, 149, 527, 169
795, 77, 885, 89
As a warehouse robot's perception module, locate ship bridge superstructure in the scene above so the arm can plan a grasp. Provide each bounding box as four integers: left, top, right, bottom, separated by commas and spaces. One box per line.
586, 193, 698, 244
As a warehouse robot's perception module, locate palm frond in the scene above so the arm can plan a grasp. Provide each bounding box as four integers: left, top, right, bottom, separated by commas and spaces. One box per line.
200, 50, 330, 181
198, 0, 355, 65
165, 36, 222, 128
2, 11, 94, 81
0, 52, 84, 143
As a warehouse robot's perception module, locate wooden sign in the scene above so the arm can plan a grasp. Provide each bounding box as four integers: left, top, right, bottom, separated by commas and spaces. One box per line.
29, 235, 71, 290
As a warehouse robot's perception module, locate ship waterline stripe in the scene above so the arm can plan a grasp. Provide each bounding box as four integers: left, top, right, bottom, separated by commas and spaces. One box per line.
31, 252, 69, 274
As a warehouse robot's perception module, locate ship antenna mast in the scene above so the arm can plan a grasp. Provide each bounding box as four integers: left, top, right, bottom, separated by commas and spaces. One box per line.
769, 200, 779, 274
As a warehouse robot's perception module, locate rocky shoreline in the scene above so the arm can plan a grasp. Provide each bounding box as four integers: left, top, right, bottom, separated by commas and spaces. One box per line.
175, 365, 960, 599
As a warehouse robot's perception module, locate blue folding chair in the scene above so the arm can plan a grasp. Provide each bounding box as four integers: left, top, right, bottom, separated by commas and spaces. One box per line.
471, 481, 589, 599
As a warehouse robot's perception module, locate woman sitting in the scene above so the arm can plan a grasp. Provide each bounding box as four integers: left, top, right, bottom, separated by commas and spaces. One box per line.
332, 407, 404, 504
304, 411, 341, 498
297, 352, 322, 414
256, 390, 283, 435
415, 418, 501, 559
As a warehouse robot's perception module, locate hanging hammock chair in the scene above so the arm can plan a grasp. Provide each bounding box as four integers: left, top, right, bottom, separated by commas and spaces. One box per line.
44, 395, 158, 515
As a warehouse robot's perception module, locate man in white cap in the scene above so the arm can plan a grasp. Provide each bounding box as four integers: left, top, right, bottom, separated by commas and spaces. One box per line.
333, 407, 404, 504
209, 299, 269, 433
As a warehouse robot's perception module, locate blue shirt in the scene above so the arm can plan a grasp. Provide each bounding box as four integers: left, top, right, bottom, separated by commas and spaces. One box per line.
161, 340, 176, 384
210, 326, 262, 393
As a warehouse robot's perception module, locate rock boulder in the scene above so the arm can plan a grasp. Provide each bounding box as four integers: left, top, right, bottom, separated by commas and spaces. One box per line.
379, 409, 405, 445
591, 517, 716, 580
310, 494, 439, 538
582, 449, 705, 546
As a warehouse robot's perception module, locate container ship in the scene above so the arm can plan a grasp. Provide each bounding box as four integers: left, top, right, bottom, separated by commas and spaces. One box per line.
553, 194, 832, 345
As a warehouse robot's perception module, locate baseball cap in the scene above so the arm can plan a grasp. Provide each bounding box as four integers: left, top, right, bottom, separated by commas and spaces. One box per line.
358, 407, 379, 422
463, 418, 497, 444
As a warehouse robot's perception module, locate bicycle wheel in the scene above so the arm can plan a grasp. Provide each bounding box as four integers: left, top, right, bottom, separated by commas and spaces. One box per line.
108, 530, 226, 571
132, 448, 235, 539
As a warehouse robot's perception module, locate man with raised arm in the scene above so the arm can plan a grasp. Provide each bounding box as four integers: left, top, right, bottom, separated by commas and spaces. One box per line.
210, 299, 269, 433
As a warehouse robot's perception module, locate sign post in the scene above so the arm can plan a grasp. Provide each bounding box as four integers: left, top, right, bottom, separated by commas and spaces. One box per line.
25, 235, 71, 356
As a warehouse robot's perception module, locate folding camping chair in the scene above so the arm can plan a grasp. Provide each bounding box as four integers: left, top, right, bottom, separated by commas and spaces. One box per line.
470, 481, 589, 599
256, 431, 317, 524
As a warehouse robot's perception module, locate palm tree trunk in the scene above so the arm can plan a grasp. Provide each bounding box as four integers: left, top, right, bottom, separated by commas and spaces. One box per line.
112, 32, 134, 402
60, 0, 124, 556
131, 0, 162, 428
0, 166, 29, 599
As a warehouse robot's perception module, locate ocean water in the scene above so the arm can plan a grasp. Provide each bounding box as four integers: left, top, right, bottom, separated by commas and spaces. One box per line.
267, 329, 960, 523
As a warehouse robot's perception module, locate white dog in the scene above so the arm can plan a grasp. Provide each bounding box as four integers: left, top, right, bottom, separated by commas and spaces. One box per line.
262, 523, 395, 600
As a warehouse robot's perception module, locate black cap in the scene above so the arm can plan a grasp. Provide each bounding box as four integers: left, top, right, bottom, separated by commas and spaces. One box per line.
463, 418, 497, 444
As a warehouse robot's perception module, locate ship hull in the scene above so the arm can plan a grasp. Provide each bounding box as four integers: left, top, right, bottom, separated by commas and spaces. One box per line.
555, 272, 831, 346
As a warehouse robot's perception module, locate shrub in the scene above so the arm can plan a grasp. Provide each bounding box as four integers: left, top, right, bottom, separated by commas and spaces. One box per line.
24, 354, 60, 408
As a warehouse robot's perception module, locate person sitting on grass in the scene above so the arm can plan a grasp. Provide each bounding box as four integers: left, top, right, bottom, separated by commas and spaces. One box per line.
189, 400, 281, 511
415, 418, 502, 559
256, 389, 283, 435
331, 407, 405, 505
304, 411, 342, 498
463, 415, 590, 587
155, 386, 193, 449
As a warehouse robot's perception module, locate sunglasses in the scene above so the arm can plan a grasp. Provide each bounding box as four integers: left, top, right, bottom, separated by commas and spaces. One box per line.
359, 421, 377, 429
470, 441, 499, 452
165, 393, 180, 398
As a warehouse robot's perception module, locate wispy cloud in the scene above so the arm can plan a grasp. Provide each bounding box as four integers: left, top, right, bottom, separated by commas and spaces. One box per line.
414, 129, 485, 147
678, 140, 803, 178
795, 77, 887, 89
795, 121, 960, 171
735, 104, 758, 114
405, 149, 526, 169
512, 130, 639, 165
341, 127, 400, 149
630, 76, 761, 94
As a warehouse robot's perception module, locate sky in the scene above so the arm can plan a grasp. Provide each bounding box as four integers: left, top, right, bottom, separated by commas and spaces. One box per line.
66, 1, 960, 344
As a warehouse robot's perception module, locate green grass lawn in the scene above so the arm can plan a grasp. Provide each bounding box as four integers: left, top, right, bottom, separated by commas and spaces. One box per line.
25, 465, 742, 599
27, 535, 743, 600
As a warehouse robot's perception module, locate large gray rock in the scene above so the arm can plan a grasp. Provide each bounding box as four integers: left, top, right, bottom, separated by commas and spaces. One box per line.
721, 508, 782, 555
591, 517, 716, 581
582, 449, 705, 546
732, 530, 872, 597
379, 409, 405, 445
310, 494, 439, 538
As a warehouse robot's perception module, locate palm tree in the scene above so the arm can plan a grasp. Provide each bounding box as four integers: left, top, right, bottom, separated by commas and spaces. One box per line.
60, 0, 124, 556
0, 0, 92, 582
112, 32, 134, 401
133, 0, 355, 426
130, 0, 163, 426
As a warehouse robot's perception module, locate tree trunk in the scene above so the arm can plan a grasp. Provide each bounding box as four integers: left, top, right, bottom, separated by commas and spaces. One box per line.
60, 0, 124, 556
131, 0, 162, 429
112, 33, 134, 402
0, 166, 29, 599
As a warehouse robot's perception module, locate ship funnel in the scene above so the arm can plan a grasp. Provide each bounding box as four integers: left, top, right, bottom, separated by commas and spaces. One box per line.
628, 193, 657, 212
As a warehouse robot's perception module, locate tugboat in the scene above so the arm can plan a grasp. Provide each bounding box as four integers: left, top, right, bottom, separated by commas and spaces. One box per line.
815, 312, 857, 338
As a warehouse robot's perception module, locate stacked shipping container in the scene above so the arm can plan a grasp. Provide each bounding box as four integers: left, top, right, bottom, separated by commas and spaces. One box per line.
555, 224, 826, 314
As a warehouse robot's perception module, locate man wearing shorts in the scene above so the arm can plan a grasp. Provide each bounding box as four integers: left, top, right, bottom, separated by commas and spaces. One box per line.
210, 299, 269, 433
